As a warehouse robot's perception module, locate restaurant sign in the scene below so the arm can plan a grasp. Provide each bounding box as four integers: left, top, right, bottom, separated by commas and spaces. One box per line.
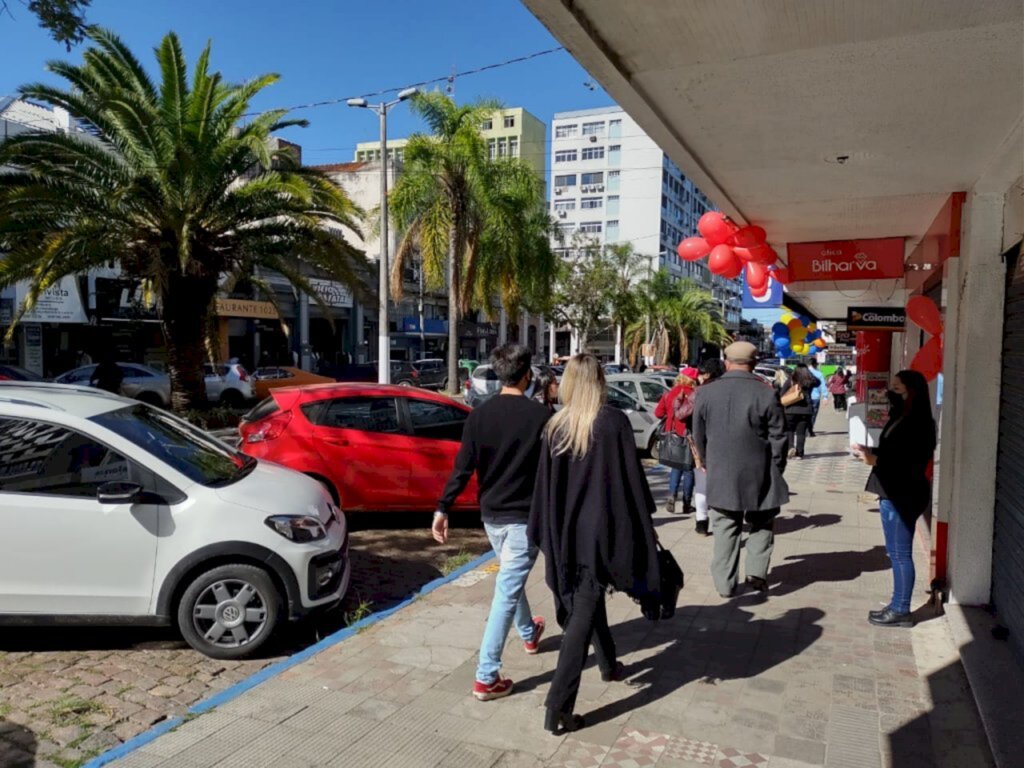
846, 306, 907, 331
787, 238, 905, 282
214, 298, 279, 320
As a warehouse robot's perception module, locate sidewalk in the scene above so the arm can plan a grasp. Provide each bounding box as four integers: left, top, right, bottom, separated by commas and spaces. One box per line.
99, 408, 993, 768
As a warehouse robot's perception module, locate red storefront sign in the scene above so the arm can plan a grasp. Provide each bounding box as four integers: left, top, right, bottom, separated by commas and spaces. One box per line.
786, 237, 905, 282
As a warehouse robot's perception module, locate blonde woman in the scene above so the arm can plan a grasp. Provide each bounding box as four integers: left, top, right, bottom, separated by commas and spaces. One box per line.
529, 354, 660, 734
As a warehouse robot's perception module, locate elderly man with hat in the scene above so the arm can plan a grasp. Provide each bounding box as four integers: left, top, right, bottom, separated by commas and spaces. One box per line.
692, 342, 790, 597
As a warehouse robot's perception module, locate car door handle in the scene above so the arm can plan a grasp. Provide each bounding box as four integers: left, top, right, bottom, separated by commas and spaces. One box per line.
323, 437, 350, 447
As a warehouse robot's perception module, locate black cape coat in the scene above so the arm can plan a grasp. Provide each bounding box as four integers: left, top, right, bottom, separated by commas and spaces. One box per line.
528, 406, 660, 627
693, 371, 790, 512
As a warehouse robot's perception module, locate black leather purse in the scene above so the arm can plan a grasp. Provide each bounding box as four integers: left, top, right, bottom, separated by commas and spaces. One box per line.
639, 543, 685, 620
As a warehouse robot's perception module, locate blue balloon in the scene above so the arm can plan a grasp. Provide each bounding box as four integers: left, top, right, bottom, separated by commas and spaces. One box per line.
771, 322, 789, 339
799, 315, 812, 326
807, 330, 822, 341
774, 338, 792, 355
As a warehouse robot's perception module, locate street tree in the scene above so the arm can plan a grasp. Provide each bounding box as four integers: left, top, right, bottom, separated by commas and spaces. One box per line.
0, 29, 366, 408
1, 0, 91, 50
626, 271, 730, 365
389, 93, 554, 392
548, 235, 617, 354
604, 242, 648, 364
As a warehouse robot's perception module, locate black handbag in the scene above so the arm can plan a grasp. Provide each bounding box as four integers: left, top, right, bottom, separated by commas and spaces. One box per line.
657, 424, 694, 470
638, 543, 685, 620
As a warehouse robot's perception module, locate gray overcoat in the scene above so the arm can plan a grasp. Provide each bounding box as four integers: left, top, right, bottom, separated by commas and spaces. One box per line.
692, 370, 790, 512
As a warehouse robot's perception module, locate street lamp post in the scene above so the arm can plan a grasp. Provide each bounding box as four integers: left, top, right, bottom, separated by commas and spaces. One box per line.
348, 87, 418, 384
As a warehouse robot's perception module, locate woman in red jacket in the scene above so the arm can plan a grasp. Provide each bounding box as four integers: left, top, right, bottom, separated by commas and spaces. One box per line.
654, 367, 698, 515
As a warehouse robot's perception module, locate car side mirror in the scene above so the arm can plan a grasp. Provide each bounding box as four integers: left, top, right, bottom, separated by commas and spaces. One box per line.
97, 481, 143, 504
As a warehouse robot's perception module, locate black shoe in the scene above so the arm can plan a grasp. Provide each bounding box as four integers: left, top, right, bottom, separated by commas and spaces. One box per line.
601, 661, 627, 682
664, 497, 680, 515
544, 708, 585, 734
695, 519, 709, 536
868, 608, 913, 628
746, 576, 769, 594
869, 606, 889, 621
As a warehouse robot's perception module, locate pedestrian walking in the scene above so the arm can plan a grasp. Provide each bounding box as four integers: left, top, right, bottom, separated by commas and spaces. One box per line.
828, 367, 849, 411
654, 366, 699, 515
529, 354, 660, 734
782, 364, 817, 459
807, 359, 827, 435
89, 354, 123, 395
693, 342, 789, 598
692, 358, 726, 536
433, 344, 551, 701
855, 370, 936, 627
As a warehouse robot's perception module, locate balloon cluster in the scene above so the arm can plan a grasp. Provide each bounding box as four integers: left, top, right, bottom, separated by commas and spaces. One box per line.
677, 212, 792, 295
771, 312, 826, 358
907, 296, 943, 381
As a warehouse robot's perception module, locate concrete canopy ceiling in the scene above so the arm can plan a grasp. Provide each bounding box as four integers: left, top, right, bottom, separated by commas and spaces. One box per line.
522, 0, 1024, 318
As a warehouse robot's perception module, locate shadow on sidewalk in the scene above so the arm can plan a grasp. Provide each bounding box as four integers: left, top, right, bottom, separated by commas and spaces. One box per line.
0, 721, 37, 768
514, 602, 825, 728
774, 513, 842, 535
767, 546, 890, 597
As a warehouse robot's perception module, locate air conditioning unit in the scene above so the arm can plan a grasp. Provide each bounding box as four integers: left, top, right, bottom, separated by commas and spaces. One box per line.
557, 210, 567, 218
554, 187, 563, 195
597, 185, 605, 191
589, 135, 598, 143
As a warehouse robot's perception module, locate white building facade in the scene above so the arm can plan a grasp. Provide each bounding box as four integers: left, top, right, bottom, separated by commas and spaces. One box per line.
550, 106, 742, 336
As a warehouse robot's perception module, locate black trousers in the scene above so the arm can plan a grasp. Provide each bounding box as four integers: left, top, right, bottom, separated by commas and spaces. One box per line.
832, 393, 847, 410
546, 579, 617, 715
787, 413, 811, 456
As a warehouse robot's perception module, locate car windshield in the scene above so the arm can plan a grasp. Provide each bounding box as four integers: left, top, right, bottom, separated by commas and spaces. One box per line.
91, 405, 253, 487
639, 380, 669, 402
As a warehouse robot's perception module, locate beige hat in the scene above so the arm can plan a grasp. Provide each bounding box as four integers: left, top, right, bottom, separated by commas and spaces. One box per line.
724, 341, 758, 364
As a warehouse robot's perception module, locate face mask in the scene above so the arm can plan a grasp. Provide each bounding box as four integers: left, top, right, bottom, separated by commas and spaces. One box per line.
886, 389, 905, 413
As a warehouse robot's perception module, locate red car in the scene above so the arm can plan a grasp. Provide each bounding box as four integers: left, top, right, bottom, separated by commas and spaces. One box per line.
238, 383, 479, 512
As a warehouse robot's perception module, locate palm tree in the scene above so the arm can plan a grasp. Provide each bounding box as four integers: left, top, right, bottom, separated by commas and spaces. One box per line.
0, 29, 365, 409
626, 272, 730, 366
604, 242, 648, 364
389, 93, 555, 392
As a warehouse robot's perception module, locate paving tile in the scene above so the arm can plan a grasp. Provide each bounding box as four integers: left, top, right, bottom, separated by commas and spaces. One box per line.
713, 746, 768, 768
662, 735, 719, 765
545, 738, 609, 768
772, 734, 826, 765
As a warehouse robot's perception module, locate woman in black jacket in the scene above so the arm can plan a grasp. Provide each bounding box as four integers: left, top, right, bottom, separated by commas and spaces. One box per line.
529, 354, 660, 734
783, 364, 817, 459
856, 370, 936, 627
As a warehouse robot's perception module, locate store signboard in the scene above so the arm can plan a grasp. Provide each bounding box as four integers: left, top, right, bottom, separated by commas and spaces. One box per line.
23, 324, 43, 375
847, 306, 906, 331
741, 273, 784, 308
308, 279, 353, 308
787, 238, 905, 282
214, 298, 279, 319
0, 298, 12, 325
834, 329, 857, 346
14, 277, 87, 324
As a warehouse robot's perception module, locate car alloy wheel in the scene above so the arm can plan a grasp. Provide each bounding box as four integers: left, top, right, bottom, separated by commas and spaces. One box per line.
192, 578, 269, 649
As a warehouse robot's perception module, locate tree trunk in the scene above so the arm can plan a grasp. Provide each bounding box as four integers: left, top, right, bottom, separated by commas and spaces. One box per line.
446, 226, 459, 395
614, 323, 622, 365
163, 274, 218, 412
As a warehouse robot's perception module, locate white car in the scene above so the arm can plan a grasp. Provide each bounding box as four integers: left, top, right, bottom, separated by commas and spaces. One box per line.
0, 382, 350, 659
204, 362, 254, 407
607, 384, 661, 456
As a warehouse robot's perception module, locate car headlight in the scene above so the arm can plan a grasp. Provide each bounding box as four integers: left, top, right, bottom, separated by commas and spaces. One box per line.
264, 515, 327, 543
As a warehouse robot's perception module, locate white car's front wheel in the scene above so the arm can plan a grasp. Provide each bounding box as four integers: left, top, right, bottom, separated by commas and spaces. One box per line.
177, 564, 282, 659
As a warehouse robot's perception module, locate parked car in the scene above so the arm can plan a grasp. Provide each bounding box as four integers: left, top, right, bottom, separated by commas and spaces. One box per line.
606, 373, 671, 414
0, 364, 44, 382
465, 364, 552, 408
204, 363, 254, 407
0, 382, 350, 659
55, 363, 171, 407
239, 383, 479, 512
607, 383, 661, 456
604, 363, 632, 374
402, 359, 447, 390
252, 366, 335, 400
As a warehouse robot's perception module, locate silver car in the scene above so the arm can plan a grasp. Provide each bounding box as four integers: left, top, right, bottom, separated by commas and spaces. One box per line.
606, 374, 671, 412
607, 384, 661, 456
55, 363, 171, 408
466, 364, 549, 408
204, 363, 254, 407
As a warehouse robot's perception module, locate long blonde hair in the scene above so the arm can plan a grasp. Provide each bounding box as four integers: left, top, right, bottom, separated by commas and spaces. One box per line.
545, 354, 605, 458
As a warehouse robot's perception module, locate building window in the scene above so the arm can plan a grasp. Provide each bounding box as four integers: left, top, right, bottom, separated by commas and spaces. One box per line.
497, 138, 508, 158
554, 150, 578, 163
581, 172, 604, 186
554, 200, 576, 211
482, 119, 493, 130
580, 197, 603, 209
503, 115, 515, 128
488, 139, 497, 160
554, 174, 577, 187
582, 121, 605, 136
509, 137, 519, 158
606, 220, 620, 240
608, 169, 621, 191
555, 124, 578, 138
581, 146, 605, 161
608, 145, 621, 165
609, 119, 622, 139
579, 221, 602, 234
606, 195, 620, 216
556, 223, 575, 237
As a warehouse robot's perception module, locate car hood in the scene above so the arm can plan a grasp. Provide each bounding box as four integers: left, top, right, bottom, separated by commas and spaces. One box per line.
215, 460, 332, 524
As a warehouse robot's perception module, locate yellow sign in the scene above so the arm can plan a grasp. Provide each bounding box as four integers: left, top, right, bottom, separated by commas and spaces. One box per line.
214, 298, 279, 319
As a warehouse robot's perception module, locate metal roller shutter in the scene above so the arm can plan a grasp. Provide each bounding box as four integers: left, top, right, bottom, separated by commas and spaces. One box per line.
994, 241, 1024, 664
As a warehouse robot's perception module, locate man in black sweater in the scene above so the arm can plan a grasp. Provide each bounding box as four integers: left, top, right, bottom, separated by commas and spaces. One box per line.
433, 344, 551, 701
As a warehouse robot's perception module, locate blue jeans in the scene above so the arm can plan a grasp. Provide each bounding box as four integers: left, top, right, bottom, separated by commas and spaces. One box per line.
810, 399, 821, 430
478, 521, 538, 684
669, 467, 695, 503
880, 499, 915, 614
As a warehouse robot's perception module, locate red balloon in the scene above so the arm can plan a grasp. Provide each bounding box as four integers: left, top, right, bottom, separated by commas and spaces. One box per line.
750, 281, 769, 298
698, 212, 739, 247
910, 335, 943, 381
772, 267, 792, 285
743, 243, 775, 264
746, 261, 769, 290
733, 246, 757, 262
708, 244, 742, 278
906, 296, 943, 337
730, 225, 767, 248
677, 236, 711, 262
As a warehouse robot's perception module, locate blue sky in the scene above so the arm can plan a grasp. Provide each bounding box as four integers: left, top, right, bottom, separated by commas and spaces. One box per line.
1, 0, 614, 164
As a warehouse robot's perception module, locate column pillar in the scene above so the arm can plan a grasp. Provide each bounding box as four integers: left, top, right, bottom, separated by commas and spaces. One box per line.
498, 306, 508, 345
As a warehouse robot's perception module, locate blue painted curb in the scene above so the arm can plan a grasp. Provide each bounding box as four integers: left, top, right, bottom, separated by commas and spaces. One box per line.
83, 549, 497, 768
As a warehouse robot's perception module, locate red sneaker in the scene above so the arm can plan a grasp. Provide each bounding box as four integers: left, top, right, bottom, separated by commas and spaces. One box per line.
473, 677, 514, 701
523, 617, 545, 655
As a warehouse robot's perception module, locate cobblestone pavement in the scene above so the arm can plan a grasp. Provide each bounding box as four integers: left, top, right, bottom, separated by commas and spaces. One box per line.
0, 514, 488, 768
91, 408, 993, 768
